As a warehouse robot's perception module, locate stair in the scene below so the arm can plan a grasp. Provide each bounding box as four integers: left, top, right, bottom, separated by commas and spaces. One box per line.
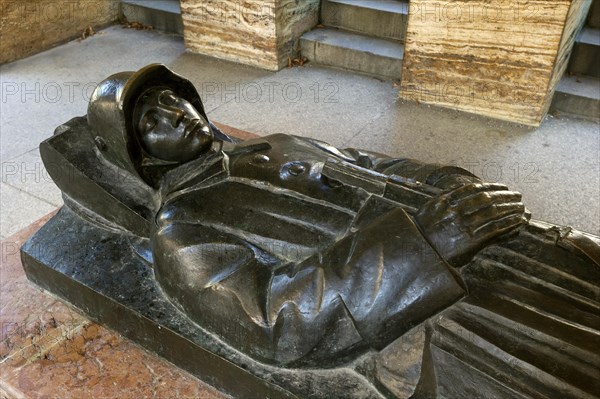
569, 26, 600, 78
120, 0, 183, 35
321, 0, 408, 41
552, 0, 600, 119
300, 0, 407, 80
589, 0, 600, 29
551, 75, 600, 119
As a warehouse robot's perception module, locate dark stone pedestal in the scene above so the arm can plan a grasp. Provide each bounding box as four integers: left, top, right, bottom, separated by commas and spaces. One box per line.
20, 205, 600, 399
20, 207, 388, 399
0, 212, 226, 399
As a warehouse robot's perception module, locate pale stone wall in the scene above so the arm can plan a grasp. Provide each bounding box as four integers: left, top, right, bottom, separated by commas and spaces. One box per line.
400, 0, 590, 126
543, 0, 593, 116
182, 0, 319, 71
276, 0, 320, 67
0, 0, 119, 65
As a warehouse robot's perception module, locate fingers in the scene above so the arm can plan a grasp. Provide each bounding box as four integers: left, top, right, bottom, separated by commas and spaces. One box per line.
434, 174, 482, 191
460, 189, 525, 235
421, 183, 525, 232
473, 213, 527, 242
467, 202, 525, 229
447, 183, 509, 204
461, 191, 523, 215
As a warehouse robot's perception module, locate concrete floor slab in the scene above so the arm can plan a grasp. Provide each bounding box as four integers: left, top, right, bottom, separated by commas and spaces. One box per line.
208, 64, 398, 148
0, 25, 185, 162
345, 100, 600, 234
1, 26, 186, 237
169, 52, 272, 113
1, 149, 63, 207
1, 25, 598, 238
0, 183, 56, 239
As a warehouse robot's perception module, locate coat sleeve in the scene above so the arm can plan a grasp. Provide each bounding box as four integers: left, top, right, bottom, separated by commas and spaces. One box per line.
303, 137, 481, 189
340, 147, 482, 190
153, 207, 465, 367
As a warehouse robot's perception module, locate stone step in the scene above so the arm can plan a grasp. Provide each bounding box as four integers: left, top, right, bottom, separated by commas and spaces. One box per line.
588, 0, 600, 29
321, 0, 409, 41
551, 74, 600, 119
121, 0, 183, 35
569, 26, 600, 78
300, 28, 404, 80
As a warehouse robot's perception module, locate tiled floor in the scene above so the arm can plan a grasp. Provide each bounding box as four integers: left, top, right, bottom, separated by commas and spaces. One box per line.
0, 26, 185, 238
0, 214, 228, 399
1, 25, 599, 238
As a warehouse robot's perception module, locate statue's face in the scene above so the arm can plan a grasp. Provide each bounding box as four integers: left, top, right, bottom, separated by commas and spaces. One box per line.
135, 88, 213, 162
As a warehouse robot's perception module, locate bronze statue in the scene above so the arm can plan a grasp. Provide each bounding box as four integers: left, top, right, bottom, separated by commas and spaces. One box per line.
22, 65, 600, 398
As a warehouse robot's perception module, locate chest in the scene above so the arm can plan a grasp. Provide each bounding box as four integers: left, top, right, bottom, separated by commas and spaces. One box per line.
158, 180, 359, 262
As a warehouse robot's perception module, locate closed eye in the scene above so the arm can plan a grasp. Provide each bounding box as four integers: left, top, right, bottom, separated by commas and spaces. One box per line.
141, 112, 157, 134
159, 92, 178, 106
146, 118, 157, 131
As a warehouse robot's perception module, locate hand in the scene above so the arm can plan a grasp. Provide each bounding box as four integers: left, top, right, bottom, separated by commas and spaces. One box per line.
433, 174, 482, 191
415, 183, 528, 267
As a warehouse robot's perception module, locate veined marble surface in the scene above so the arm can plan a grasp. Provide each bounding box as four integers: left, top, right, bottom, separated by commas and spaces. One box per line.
181, 0, 319, 70
400, 0, 591, 126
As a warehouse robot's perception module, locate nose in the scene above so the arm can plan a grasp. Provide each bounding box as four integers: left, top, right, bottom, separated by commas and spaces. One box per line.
157, 106, 185, 127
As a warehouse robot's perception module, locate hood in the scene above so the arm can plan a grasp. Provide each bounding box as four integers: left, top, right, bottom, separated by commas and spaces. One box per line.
87, 64, 211, 177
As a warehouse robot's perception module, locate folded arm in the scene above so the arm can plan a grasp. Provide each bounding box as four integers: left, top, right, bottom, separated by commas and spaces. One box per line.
304, 137, 480, 190
333, 146, 528, 267
340, 147, 482, 190
154, 207, 465, 367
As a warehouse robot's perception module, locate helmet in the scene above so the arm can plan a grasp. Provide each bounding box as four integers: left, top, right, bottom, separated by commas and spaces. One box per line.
87, 64, 210, 177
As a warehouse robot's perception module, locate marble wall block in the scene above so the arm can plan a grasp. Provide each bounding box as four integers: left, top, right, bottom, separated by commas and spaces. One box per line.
182, 0, 319, 71
400, 0, 592, 126
0, 0, 119, 64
